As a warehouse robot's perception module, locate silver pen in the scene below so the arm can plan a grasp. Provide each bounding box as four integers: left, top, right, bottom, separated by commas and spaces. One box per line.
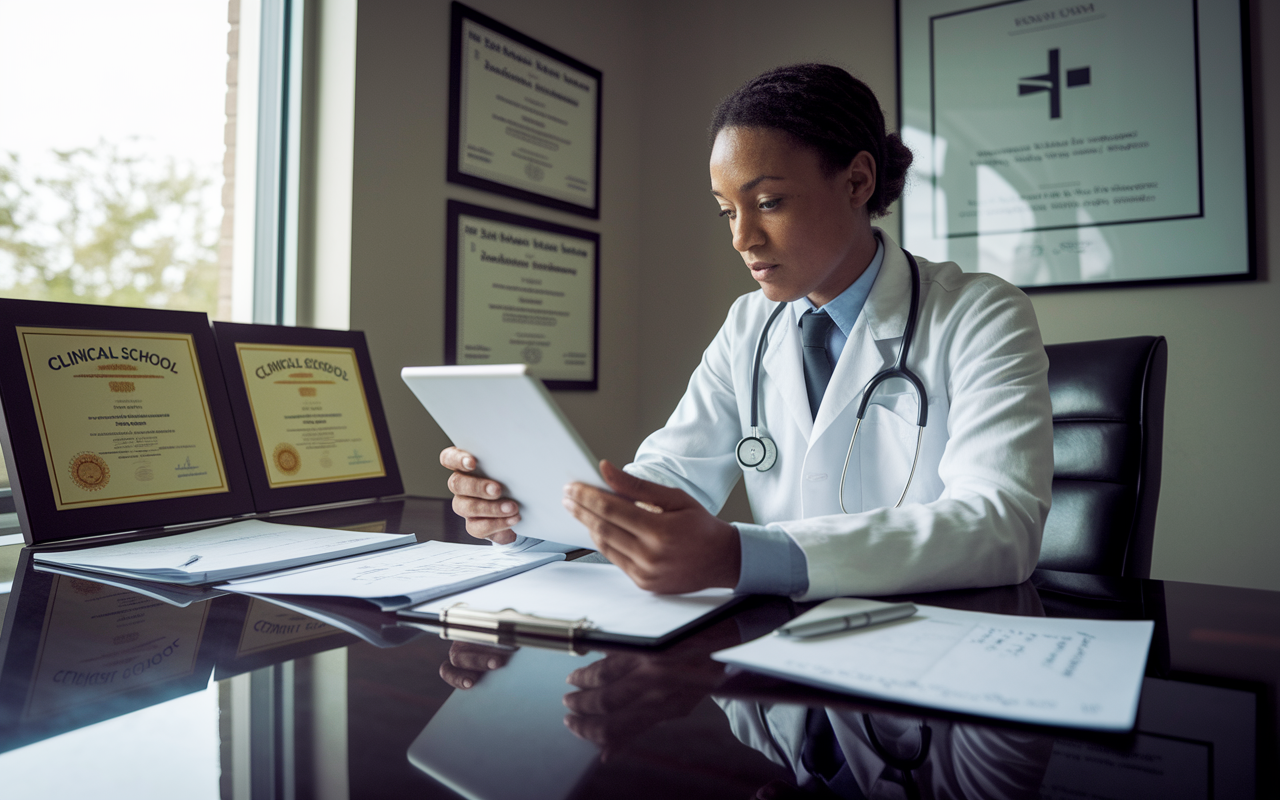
776, 599, 918, 639
181, 554, 202, 568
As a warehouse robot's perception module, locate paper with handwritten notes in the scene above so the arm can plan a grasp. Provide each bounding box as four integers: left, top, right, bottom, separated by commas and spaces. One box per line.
713, 604, 1153, 730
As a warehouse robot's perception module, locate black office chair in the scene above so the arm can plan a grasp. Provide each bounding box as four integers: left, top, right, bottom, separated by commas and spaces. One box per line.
1038, 336, 1168, 579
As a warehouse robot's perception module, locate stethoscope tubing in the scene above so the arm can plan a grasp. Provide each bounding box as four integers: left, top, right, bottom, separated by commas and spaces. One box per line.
743, 250, 929, 512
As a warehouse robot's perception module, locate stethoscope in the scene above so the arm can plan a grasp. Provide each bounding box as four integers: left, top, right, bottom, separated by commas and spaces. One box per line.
735, 250, 929, 513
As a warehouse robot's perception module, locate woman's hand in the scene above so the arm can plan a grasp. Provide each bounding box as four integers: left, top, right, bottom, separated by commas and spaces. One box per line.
440, 446, 520, 544
562, 460, 741, 594
438, 641, 514, 690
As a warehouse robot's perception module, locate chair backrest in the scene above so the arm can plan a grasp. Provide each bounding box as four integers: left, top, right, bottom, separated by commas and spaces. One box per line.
1039, 336, 1168, 578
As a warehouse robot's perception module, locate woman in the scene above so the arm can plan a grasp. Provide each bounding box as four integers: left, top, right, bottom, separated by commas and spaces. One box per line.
442, 64, 1054, 600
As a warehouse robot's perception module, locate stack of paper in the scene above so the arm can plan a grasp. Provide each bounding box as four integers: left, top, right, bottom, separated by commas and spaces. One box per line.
226, 540, 565, 610
33, 520, 416, 585
713, 604, 1154, 730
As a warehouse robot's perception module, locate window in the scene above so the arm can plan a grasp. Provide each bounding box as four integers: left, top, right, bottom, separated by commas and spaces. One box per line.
0, 0, 309, 504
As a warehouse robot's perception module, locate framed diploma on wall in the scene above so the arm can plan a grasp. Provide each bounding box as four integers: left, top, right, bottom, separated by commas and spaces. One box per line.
445, 201, 600, 391
898, 0, 1255, 290
211, 323, 403, 512
448, 2, 602, 218
0, 300, 255, 544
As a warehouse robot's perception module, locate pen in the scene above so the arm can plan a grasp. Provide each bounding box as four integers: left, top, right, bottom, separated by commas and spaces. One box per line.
776, 601, 917, 639
181, 555, 202, 568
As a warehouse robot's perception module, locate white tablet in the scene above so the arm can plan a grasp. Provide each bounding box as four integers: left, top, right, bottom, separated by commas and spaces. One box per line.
401, 364, 604, 550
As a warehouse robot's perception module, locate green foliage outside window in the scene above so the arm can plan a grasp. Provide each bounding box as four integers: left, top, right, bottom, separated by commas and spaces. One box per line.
0, 141, 220, 314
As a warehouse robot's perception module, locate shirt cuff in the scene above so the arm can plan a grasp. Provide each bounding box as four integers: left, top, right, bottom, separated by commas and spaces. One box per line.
733, 522, 809, 596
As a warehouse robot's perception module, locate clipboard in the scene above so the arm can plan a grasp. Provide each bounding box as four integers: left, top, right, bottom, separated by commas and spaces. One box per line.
397, 561, 742, 647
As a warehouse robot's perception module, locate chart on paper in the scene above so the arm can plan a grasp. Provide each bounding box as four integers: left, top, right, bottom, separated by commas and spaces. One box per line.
714, 604, 1154, 730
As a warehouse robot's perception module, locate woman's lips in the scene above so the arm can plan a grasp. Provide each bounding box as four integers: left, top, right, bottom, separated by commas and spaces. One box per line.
748, 262, 778, 279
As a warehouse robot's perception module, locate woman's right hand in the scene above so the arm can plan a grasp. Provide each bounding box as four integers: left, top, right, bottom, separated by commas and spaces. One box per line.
440, 446, 521, 544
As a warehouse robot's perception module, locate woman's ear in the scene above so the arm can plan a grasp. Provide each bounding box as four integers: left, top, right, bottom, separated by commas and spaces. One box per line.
847, 151, 878, 211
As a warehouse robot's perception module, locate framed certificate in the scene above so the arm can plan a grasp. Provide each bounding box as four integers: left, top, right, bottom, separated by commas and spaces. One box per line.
0, 299, 255, 545
448, 2, 602, 218
898, 0, 1255, 290
212, 323, 403, 511
446, 201, 600, 390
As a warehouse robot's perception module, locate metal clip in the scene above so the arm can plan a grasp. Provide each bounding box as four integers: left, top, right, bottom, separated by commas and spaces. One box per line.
438, 603, 597, 639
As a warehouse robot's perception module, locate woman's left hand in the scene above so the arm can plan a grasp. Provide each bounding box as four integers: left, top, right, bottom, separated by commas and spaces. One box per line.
562, 460, 741, 594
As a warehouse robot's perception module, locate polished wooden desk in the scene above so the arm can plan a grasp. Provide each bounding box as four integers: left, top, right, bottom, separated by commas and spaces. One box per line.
0, 497, 1274, 799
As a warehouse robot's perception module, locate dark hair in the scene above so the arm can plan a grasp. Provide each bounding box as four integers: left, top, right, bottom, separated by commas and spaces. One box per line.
709, 64, 913, 218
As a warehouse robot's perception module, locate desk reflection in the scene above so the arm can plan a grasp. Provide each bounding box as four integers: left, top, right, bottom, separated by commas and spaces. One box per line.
0, 551, 218, 754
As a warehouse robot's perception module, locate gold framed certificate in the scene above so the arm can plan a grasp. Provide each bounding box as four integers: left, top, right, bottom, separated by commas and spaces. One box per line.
235, 343, 384, 487
0, 300, 255, 545
16, 327, 229, 510
212, 323, 403, 511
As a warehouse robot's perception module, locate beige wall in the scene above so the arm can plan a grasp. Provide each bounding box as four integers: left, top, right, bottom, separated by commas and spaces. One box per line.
352, 0, 1278, 591
351, 0, 646, 496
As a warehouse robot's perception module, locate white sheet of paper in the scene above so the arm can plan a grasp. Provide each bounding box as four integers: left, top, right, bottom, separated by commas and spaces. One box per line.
408, 561, 735, 641
713, 604, 1153, 731
226, 541, 563, 607
33, 520, 416, 584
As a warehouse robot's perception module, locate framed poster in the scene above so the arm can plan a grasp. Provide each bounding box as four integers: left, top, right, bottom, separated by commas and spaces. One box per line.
448, 2, 602, 218
0, 299, 255, 545
898, 0, 1255, 291
211, 323, 403, 512
446, 201, 599, 391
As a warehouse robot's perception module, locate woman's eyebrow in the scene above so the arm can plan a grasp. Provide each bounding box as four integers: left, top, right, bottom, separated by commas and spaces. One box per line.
710, 175, 785, 197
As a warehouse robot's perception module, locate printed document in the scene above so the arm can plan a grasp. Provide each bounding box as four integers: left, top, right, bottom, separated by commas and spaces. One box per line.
226, 540, 564, 610
33, 520, 415, 585
713, 604, 1154, 730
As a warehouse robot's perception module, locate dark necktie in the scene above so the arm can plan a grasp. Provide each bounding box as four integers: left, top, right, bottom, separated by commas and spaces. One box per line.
801, 309, 837, 420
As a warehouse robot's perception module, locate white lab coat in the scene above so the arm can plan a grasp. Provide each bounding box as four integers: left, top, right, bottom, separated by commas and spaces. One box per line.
626, 230, 1054, 600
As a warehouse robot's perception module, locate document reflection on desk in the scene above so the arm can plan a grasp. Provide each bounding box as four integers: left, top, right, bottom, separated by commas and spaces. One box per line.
0, 572, 213, 752
714, 605, 1154, 730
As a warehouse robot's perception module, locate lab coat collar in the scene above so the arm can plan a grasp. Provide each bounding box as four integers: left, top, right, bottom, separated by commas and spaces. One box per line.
809, 229, 915, 443
760, 229, 916, 446
860, 227, 914, 345
760, 306, 814, 441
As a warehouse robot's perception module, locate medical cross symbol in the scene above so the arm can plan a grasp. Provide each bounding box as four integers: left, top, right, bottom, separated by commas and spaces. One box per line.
1018, 49, 1091, 119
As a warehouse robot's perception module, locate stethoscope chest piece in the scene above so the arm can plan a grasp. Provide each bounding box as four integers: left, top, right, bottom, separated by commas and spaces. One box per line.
736, 430, 778, 471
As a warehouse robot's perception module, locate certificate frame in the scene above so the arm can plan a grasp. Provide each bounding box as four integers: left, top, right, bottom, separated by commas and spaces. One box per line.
897, 0, 1256, 292
448, 1, 603, 219
445, 200, 600, 391
0, 299, 255, 545
211, 323, 403, 512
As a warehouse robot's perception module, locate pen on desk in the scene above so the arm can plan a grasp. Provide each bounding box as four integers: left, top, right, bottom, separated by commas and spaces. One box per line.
776, 601, 918, 639
181, 555, 202, 568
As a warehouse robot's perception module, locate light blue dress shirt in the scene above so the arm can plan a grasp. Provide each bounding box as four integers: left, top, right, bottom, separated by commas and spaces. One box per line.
734, 237, 885, 596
